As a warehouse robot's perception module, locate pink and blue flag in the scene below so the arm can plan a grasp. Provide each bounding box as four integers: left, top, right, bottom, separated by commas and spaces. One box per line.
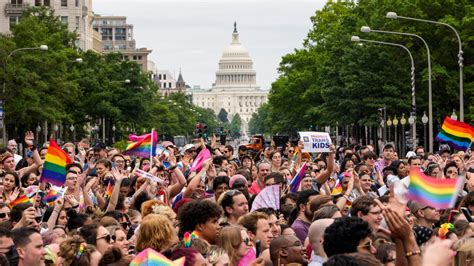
123, 130, 158, 158
290, 162, 307, 193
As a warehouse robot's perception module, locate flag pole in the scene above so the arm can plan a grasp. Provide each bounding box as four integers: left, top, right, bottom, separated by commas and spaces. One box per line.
150, 128, 155, 164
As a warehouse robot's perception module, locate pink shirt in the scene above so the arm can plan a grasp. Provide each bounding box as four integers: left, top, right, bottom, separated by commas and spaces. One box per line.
249, 180, 264, 195
238, 248, 256, 266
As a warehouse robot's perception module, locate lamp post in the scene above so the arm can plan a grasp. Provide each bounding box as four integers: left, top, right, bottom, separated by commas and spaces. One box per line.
400, 114, 407, 157
386, 12, 464, 122
450, 109, 458, 121
352, 36, 417, 146
361, 26, 433, 153
112, 125, 116, 143
387, 117, 393, 142
36, 124, 41, 144
53, 124, 59, 142
69, 125, 75, 142
2, 45, 49, 145
393, 115, 399, 152
422, 112, 428, 151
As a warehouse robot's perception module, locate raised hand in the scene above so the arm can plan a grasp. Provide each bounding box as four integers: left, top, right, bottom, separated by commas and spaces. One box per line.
24, 131, 35, 147
9, 187, 20, 202
111, 167, 124, 182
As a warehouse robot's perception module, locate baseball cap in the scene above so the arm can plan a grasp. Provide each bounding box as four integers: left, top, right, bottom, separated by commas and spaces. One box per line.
93, 142, 107, 150
161, 141, 176, 149
229, 174, 248, 188
180, 144, 196, 156
409, 201, 431, 216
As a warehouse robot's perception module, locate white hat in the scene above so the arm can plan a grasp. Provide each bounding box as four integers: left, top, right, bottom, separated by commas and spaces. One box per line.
180, 144, 196, 155
405, 151, 416, 159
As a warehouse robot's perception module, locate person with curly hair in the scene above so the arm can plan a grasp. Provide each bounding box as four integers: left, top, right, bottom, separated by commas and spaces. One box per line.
136, 214, 178, 253
177, 199, 222, 245
323, 216, 374, 257
58, 235, 102, 266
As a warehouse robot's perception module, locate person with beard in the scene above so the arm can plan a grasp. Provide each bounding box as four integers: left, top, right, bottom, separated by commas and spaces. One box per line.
270, 235, 308, 266
291, 190, 319, 242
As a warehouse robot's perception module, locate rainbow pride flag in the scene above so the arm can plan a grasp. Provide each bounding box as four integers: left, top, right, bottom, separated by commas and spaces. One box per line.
331, 179, 343, 195
435, 116, 474, 151
290, 162, 307, 193
40, 139, 72, 186
43, 187, 64, 204
105, 182, 113, 199
123, 130, 158, 158
10, 195, 32, 207
408, 167, 462, 209
130, 248, 185, 266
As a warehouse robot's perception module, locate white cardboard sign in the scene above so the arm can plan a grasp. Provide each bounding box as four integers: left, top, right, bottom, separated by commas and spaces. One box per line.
298, 131, 332, 153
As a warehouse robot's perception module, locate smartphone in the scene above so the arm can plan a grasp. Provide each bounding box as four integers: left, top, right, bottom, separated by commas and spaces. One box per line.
461, 207, 473, 222
255, 240, 261, 257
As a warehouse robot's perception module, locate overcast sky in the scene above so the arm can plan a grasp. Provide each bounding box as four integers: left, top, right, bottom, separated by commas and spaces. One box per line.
94, 0, 327, 90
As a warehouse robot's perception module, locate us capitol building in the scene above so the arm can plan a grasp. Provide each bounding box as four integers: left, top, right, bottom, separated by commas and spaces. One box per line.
191, 22, 268, 133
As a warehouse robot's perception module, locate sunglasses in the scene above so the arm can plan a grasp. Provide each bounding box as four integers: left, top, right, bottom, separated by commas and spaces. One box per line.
0, 213, 9, 218
97, 235, 111, 243
242, 238, 252, 246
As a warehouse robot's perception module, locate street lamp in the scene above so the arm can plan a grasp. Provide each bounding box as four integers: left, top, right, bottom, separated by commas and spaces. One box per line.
36, 125, 41, 143
69, 125, 75, 142
352, 36, 416, 146
400, 114, 407, 156
387, 116, 393, 142
393, 115, 399, 153
422, 112, 429, 151
2, 44, 49, 145
361, 26, 433, 153
451, 109, 458, 120
387, 12, 464, 122
112, 125, 116, 143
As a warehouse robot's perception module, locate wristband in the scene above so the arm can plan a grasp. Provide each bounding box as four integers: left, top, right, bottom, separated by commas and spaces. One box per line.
405, 250, 421, 258
29, 145, 37, 151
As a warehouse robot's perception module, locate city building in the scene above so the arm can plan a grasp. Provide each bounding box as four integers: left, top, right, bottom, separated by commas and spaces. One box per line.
0, 0, 98, 52
93, 15, 152, 72
155, 69, 188, 97
191, 22, 268, 133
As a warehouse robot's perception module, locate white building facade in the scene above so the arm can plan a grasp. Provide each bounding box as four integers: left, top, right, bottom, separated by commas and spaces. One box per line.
0, 0, 95, 51
192, 23, 268, 133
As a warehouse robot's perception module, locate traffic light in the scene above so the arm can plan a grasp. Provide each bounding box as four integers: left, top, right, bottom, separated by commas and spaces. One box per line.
195, 123, 203, 138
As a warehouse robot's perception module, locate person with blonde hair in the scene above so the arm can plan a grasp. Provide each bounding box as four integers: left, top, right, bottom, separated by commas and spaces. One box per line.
208, 245, 230, 265
216, 226, 252, 266
58, 235, 102, 266
136, 214, 178, 253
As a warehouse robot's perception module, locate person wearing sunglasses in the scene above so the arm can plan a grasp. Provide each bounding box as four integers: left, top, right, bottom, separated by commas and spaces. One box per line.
0, 203, 10, 223
270, 235, 307, 266
79, 223, 112, 255
217, 226, 253, 266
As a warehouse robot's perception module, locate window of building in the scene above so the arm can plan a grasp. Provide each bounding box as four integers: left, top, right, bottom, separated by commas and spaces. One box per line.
163, 83, 166, 89
35, 0, 41, 6
118, 44, 126, 50
132, 55, 137, 60
115, 28, 126, 40
124, 55, 129, 60
75, 0, 79, 7
101, 28, 112, 41
44, 0, 50, 6
75, 16, 80, 30
163, 74, 167, 80
103, 44, 113, 50
61, 0, 67, 7
60, 16, 68, 24
9, 16, 20, 28
138, 56, 142, 60
158, 74, 162, 80
169, 82, 172, 88
11, 0, 24, 4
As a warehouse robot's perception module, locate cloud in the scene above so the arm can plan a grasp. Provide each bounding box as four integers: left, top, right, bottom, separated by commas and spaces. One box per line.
93, 0, 326, 89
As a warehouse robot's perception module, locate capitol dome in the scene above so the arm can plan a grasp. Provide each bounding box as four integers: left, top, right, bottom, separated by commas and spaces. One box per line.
214, 22, 257, 89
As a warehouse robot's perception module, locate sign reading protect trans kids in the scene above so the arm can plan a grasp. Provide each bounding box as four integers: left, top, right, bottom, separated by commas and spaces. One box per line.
298, 131, 332, 153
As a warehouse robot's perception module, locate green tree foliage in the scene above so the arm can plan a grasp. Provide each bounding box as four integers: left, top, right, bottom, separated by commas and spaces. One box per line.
230, 113, 242, 137
218, 108, 229, 123
267, 1, 473, 135
249, 103, 270, 135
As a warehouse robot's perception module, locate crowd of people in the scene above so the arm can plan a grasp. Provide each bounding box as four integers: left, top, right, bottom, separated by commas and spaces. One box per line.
0, 132, 473, 266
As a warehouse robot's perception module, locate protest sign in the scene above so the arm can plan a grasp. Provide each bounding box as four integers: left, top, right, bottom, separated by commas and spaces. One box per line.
298, 131, 332, 153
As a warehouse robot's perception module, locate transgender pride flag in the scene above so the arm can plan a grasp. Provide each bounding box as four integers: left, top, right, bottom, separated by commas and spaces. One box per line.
290, 162, 307, 193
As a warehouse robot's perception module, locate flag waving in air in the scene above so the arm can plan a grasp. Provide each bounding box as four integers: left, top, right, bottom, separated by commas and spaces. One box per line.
123, 129, 158, 158
40, 139, 72, 186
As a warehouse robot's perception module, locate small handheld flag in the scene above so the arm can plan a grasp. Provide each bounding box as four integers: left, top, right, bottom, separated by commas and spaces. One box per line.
289, 162, 307, 193
435, 116, 474, 151
408, 167, 462, 209
190, 148, 211, 173
124, 130, 158, 158
105, 182, 113, 199
130, 248, 185, 266
40, 139, 72, 186
10, 195, 32, 207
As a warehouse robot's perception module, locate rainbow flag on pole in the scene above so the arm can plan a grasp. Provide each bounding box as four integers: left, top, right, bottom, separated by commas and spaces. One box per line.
435, 116, 474, 151
408, 167, 462, 209
10, 195, 32, 207
123, 130, 158, 158
40, 139, 72, 186
105, 182, 113, 199
290, 162, 307, 193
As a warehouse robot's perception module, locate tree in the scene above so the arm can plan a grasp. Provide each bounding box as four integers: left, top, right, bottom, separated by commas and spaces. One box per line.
249, 103, 270, 135
218, 108, 229, 123
230, 113, 242, 137
264, 0, 473, 141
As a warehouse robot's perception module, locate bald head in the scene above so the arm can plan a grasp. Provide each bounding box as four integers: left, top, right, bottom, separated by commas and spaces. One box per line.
308, 218, 334, 254
270, 235, 305, 265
